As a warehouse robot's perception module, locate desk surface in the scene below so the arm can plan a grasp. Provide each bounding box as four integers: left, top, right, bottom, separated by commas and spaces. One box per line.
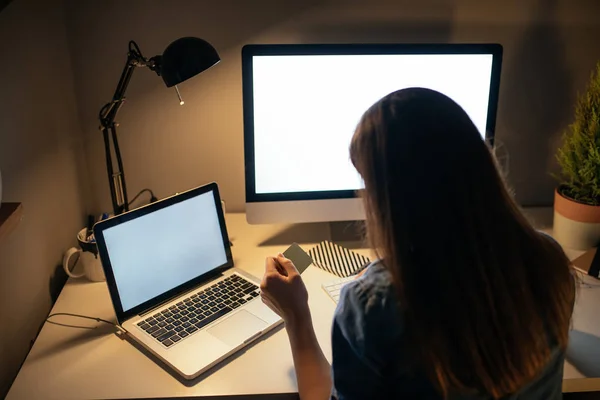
7, 212, 600, 399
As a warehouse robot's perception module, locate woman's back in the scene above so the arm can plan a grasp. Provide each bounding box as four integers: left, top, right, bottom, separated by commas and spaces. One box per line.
343, 87, 575, 398
332, 261, 567, 400
258, 87, 575, 400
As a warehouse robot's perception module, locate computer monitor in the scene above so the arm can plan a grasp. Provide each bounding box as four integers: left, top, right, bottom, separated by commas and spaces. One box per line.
242, 43, 503, 224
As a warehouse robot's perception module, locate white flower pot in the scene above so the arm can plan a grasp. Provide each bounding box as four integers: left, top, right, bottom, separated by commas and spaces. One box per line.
553, 189, 600, 250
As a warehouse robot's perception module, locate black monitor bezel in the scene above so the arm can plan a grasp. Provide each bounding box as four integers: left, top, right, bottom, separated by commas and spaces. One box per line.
93, 182, 233, 325
242, 43, 503, 203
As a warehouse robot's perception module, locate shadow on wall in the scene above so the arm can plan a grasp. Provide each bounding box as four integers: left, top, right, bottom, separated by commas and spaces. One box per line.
49, 263, 68, 303
0, 0, 13, 13
500, 0, 573, 206
566, 330, 600, 377
64, 0, 331, 213
64, 0, 330, 130
298, 1, 454, 44
300, 20, 453, 44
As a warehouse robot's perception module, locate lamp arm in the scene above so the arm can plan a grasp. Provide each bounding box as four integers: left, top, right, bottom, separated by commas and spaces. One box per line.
98, 42, 156, 215
99, 50, 147, 128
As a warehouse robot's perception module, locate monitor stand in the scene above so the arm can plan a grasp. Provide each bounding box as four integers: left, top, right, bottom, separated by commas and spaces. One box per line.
327, 220, 367, 248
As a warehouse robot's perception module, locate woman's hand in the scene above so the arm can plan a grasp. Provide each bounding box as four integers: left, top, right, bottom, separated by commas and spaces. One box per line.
262, 255, 332, 399
260, 253, 310, 326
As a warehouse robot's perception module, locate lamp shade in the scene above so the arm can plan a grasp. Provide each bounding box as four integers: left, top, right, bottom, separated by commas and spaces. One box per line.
159, 37, 220, 87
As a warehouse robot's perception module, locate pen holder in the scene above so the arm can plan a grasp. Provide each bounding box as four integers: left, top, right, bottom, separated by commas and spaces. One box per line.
62, 228, 105, 282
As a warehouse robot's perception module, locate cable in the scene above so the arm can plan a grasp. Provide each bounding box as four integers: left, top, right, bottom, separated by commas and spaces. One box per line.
46, 312, 125, 333
98, 102, 111, 121
128, 40, 143, 58
127, 188, 157, 207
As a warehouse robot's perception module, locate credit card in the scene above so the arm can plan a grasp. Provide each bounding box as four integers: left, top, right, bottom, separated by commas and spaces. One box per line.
283, 243, 313, 275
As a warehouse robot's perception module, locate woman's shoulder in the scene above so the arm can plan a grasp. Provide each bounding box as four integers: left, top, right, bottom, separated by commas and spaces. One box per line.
333, 261, 403, 350
338, 261, 397, 311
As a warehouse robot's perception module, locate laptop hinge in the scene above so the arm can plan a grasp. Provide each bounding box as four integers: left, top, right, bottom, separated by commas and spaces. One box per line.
139, 298, 175, 317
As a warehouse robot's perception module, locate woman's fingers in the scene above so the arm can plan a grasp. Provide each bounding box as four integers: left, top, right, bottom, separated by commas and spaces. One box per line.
260, 253, 310, 323
276, 254, 299, 276
266, 256, 289, 276
265, 256, 278, 273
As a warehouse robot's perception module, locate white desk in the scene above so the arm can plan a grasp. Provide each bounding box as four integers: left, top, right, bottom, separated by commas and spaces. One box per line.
7, 212, 600, 399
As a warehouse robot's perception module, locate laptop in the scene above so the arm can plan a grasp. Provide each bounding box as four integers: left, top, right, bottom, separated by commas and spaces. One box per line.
93, 182, 282, 379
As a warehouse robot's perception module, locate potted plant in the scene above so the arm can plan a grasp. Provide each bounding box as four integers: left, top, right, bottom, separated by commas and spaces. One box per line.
554, 61, 600, 250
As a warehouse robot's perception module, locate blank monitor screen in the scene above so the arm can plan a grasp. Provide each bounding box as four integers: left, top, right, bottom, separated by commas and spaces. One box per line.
101, 191, 227, 312
242, 44, 503, 222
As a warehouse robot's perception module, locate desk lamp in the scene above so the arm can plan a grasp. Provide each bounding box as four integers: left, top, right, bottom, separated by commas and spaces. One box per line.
99, 37, 220, 215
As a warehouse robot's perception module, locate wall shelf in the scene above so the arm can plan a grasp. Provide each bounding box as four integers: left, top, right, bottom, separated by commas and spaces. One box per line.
0, 203, 23, 241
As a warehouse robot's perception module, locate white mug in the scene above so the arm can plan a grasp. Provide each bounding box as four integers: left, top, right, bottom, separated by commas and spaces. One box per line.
62, 228, 105, 282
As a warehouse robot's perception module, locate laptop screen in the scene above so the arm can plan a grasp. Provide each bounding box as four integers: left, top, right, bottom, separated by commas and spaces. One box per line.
101, 190, 227, 312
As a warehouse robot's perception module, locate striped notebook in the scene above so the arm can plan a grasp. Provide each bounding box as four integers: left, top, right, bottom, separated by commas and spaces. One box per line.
308, 241, 371, 277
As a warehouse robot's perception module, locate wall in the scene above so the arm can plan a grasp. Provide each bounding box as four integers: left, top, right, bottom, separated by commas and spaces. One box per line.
0, 0, 88, 396
0, 0, 14, 12
65, 0, 600, 214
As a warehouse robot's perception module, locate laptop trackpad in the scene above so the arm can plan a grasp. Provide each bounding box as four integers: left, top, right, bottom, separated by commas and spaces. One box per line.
207, 310, 268, 347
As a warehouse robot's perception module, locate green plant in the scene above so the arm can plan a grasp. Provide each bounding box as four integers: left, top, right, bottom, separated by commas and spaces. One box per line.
556, 61, 600, 205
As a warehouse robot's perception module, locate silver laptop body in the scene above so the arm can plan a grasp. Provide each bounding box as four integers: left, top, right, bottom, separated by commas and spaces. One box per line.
94, 182, 282, 379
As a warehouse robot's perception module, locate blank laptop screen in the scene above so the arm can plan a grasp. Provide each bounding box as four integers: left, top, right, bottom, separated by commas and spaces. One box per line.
102, 191, 227, 312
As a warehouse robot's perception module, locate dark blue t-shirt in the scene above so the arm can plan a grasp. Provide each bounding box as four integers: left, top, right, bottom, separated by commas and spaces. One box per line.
331, 261, 565, 399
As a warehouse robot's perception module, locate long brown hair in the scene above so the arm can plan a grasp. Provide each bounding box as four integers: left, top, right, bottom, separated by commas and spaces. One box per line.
349, 88, 574, 398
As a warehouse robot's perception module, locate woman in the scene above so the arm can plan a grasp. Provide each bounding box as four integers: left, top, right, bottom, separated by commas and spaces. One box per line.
260, 88, 575, 399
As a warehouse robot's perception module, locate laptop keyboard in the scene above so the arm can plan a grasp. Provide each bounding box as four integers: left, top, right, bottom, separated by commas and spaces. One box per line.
136, 274, 260, 348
